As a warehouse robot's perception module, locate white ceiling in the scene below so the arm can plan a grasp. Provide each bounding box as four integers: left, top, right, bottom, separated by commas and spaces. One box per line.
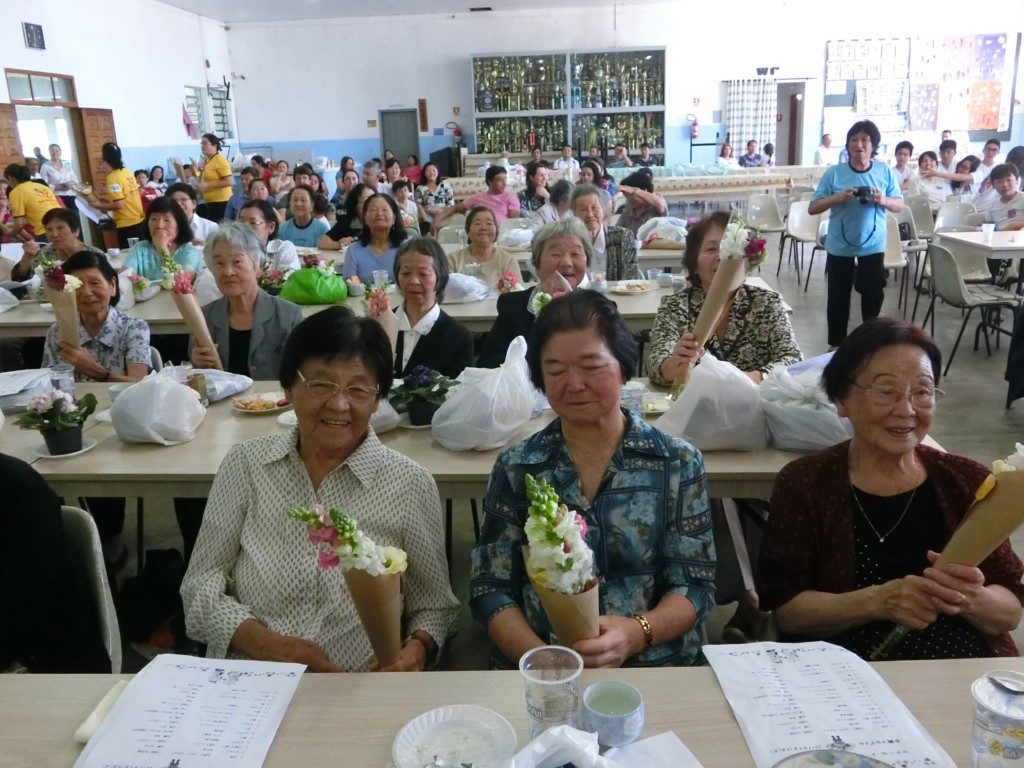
159, 0, 655, 23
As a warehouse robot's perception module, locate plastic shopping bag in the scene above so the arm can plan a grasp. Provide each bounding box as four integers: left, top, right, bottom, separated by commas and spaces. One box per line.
444, 272, 490, 303
432, 336, 534, 451
110, 372, 206, 445
370, 398, 401, 434
280, 268, 348, 305
760, 363, 853, 452
193, 268, 223, 306
0, 287, 18, 313
194, 369, 253, 403
656, 353, 767, 451
637, 217, 688, 249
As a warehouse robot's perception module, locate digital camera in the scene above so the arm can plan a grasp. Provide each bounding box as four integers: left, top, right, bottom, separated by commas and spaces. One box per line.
856, 186, 874, 205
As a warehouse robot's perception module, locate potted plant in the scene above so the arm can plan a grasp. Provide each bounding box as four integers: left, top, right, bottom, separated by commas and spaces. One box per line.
16, 389, 98, 455
389, 365, 458, 426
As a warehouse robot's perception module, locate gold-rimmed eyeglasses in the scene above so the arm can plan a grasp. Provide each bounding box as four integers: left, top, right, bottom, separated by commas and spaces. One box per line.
296, 370, 378, 403
848, 382, 945, 409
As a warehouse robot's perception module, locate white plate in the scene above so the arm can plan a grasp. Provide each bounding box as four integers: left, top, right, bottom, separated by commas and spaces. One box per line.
772, 751, 896, 768
610, 283, 652, 295
34, 437, 98, 459
276, 411, 298, 428
392, 705, 517, 768
234, 402, 292, 416
397, 413, 432, 430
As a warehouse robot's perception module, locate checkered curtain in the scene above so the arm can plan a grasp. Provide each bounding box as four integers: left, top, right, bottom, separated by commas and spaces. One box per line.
724, 78, 777, 150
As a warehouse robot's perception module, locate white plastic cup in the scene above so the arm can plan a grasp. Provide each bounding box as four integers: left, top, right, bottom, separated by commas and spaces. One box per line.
519, 645, 583, 739
982, 223, 995, 241
371, 269, 390, 288
583, 680, 645, 748
972, 673, 1024, 766
646, 268, 662, 285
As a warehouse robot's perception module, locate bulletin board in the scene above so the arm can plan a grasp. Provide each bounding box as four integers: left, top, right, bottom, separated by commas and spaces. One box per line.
823, 33, 1021, 144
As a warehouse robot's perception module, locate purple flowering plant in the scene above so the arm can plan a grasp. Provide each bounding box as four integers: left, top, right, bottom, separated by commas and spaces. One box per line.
388, 365, 458, 409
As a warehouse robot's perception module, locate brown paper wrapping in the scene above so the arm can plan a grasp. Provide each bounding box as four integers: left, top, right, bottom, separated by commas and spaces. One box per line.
672, 258, 748, 389
343, 568, 403, 667
935, 472, 1024, 568
43, 285, 80, 349
170, 292, 222, 370
531, 577, 600, 646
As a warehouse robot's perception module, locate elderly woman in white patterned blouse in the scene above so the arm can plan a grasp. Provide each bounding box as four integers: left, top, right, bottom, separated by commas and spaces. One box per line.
181, 307, 459, 672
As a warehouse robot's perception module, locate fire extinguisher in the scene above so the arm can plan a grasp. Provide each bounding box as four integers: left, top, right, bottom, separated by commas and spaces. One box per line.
688, 113, 700, 140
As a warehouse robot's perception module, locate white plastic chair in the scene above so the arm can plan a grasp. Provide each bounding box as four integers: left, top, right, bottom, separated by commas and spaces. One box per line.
965, 212, 987, 227
746, 194, 787, 235
61, 506, 122, 673
934, 201, 976, 231
498, 217, 532, 235
934, 227, 991, 283
903, 195, 935, 240
883, 215, 909, 315
921, 244, 1020, 374
777, 201, 820, 282
803, 213, 830, 293
436, 226, 463, 245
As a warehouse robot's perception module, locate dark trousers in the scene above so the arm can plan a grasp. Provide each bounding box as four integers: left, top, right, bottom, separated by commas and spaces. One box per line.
173, 498, 206, 565
199, 201, 228, 222
115, 221, 147, 249
826, 252, 885, 346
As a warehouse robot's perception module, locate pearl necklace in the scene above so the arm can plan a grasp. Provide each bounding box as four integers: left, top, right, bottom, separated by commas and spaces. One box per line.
849, 477, 917, 544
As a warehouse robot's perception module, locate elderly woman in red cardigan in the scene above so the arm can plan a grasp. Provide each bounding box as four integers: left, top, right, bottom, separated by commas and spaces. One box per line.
759, 318, 1023, 659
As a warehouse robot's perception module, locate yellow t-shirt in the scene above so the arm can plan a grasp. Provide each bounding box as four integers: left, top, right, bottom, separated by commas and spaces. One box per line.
8, 181, 61, 235
105, 167, 144, 228
200, 153, 233, 204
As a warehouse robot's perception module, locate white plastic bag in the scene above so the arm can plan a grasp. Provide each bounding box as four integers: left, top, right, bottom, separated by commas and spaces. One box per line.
760, 365, 853, 452
432, 336, 534, 451
110, 373, 206, 445
443, 272, 490, 303
193, 268, 223, 306
498, 227, 534, 249
656, 353, 767, 451
194, 369, 253, 402
637, 216, 688, 247
0, 287, 18, 313
370, 398, 400, 434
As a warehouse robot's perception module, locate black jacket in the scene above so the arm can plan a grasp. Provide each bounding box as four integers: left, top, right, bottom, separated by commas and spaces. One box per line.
394, 308, 474, 379
476, 289, 535, 369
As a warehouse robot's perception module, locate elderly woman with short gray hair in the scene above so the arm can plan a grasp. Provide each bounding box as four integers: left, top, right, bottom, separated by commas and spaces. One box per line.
477, 218, 593, 368
189, 220, 304, 379
570, 182, 641, 281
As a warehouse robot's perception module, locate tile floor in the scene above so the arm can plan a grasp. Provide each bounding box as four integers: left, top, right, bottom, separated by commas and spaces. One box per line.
120, 233, 1024, 672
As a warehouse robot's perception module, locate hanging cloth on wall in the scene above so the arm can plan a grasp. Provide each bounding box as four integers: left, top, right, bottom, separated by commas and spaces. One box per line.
724, 78, 778, 156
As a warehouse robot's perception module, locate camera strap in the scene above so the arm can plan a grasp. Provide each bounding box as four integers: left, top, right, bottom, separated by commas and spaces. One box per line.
839, 212, 877, 250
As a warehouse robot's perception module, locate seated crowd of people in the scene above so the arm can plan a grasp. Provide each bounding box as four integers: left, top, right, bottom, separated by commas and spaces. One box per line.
2, 128, 1022, 676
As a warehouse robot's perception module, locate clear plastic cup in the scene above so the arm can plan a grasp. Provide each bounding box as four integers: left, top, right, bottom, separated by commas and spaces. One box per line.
519, 645, 583, 739
49, 363, 76, 397
371, 269, 390, 287
646, 268, 662, 285
982, 223, 995, 241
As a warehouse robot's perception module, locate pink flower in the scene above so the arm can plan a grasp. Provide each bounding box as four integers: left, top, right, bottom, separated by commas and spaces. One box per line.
28, 393, 54, 413
171, 271, 195, 295
551, 290, 567, 299
302, 253, 322, 269
574, 512, 588, 538
317, 548, 340, 570
307, 526, 339, 546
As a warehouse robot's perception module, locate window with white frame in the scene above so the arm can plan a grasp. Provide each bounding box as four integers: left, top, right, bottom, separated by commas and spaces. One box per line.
208, 86, 231, 137
184, 85, 206, 133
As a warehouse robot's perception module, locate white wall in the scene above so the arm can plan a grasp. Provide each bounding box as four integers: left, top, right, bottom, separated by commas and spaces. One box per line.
226, 0, 1024, 164
2, 0, 231, 167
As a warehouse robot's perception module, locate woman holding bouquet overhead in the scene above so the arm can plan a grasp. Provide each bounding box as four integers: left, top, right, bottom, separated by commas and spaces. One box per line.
181, 306, 459, 672
758, 318, 1023, 660
470, 290, 715, 669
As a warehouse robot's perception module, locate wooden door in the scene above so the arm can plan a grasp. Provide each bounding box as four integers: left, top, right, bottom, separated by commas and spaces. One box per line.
72, 107, 118, 247
0, 104, 22, 169
74, 107, 116, 188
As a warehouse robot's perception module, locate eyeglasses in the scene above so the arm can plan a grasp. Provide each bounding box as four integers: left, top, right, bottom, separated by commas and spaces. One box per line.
296, 370, 378, 403
848, 381, 945, 409
240, 218, 266, 226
